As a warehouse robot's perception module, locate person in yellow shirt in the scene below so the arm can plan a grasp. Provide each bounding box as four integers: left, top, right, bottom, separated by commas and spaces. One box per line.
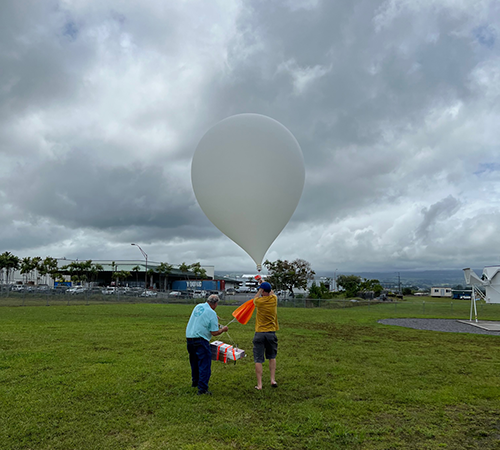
253, 281, 279, 390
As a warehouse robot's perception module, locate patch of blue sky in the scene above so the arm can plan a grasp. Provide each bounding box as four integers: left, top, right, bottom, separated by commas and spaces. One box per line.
473, 25, 496, 49
474, 162, 500, 176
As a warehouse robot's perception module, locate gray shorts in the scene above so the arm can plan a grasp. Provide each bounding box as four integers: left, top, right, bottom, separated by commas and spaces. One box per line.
253, 332, 278, 363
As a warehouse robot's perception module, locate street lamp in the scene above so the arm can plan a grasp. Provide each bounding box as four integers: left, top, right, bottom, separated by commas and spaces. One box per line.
131, 243, 148, 289
334, 268, 338, 292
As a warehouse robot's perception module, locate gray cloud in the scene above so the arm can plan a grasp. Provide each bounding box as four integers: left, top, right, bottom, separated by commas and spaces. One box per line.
1, 0, 500, 272
416, 195, 462, 240
3, 149, 203, 231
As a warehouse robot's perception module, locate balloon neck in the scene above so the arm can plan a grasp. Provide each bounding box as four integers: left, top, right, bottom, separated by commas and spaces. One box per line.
256, 264, 262, 272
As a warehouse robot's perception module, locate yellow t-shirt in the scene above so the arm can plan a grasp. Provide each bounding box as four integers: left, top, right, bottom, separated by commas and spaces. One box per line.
254, 294, 279, 332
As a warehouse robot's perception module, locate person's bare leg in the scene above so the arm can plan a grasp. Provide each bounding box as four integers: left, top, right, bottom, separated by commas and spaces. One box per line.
255, 363, 263, 389
269, 358, 276, 385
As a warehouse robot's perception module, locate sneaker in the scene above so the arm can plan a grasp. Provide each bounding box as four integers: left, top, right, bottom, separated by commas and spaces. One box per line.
197, 390, 212, 395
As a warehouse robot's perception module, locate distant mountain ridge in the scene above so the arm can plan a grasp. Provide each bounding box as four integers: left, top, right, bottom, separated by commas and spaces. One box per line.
337, 270, 474, 289
215, 269, 482, 289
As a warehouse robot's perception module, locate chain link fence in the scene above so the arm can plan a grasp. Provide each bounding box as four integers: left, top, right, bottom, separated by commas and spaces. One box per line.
1, 287, 498, 320
0, 287, 245, 307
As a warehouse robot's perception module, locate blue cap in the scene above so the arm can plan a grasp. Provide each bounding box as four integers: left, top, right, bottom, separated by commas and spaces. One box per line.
260, 282, 272, 292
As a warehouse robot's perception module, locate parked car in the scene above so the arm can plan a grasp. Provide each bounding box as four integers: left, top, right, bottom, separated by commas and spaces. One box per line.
125, 287, 143, 296
141, 290, 158, 297
168, 291, 182, 298
102, 287, 116, 295
116, 287, 131, 295
53, 286, 69, 294
88, 287, 103, 295
193, 290, 207, 298
174, 290, 192, 299
67, 286, 87, 295
226, 288, 236, 295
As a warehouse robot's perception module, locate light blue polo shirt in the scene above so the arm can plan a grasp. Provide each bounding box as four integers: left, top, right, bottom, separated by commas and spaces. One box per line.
186, 302, 219, 341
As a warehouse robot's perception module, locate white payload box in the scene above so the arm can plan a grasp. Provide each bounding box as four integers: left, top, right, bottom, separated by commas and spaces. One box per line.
210, 341, 245, 363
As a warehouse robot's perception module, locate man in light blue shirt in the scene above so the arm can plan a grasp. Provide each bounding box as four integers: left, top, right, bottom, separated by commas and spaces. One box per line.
186, 294, 228, 395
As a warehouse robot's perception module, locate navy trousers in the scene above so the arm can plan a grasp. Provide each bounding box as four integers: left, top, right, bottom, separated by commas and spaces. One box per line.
187, 338, 212, 393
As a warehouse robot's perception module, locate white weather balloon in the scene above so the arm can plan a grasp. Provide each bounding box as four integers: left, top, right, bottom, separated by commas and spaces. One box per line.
191, 113, 305, 270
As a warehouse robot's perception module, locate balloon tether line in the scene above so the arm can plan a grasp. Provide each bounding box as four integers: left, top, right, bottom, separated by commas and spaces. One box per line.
225, 330, 237, 350
220, 318, 238, 351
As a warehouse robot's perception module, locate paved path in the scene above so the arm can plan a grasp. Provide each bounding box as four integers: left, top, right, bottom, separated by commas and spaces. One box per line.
457, 320, 500, 331
378, 318, 500, 335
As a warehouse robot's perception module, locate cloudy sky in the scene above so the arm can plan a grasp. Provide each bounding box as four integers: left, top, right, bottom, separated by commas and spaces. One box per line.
2, 0, 500, 274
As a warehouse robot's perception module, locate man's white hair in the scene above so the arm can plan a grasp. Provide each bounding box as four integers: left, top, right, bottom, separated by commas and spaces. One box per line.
207, 294, 219, 304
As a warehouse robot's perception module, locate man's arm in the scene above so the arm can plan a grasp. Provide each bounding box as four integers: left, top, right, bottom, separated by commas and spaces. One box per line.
211, 326, 228, 337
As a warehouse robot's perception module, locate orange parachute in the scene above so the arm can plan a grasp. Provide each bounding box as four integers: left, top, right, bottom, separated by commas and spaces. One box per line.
231, 298, 255, 325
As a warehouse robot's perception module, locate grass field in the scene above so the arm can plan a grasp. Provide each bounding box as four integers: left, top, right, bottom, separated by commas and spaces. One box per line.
1, 298, 499, 449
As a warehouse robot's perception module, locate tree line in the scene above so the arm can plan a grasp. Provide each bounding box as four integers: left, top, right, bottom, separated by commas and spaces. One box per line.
2, 251, 383, 298
0, 252, 206, 289
309, 275, 383, 299
263, 259, 384, 299
0, 252, 60, 285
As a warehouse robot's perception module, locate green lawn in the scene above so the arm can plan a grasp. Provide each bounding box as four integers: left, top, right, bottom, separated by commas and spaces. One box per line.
1, 300, 499, 449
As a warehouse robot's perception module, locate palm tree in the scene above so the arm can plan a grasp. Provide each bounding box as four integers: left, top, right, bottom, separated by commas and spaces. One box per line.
114, 270, 131, 288
20, 257, 34, 284
110, 261, 117, 286
190, 262, 207, 279
157, 262, 173, 291
60, 260, 95, 287
38, 257, 59, 286
179, 262, 192, 284
0, 252, 20, 285
0, 253, 5, 285
31, 256, 42, 285
132, 266, 141, 287
88, 263, 103, 287
147, 268, 156, 289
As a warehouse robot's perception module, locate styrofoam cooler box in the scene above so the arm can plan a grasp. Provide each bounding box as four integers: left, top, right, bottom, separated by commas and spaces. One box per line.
210, 340, 245, 363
